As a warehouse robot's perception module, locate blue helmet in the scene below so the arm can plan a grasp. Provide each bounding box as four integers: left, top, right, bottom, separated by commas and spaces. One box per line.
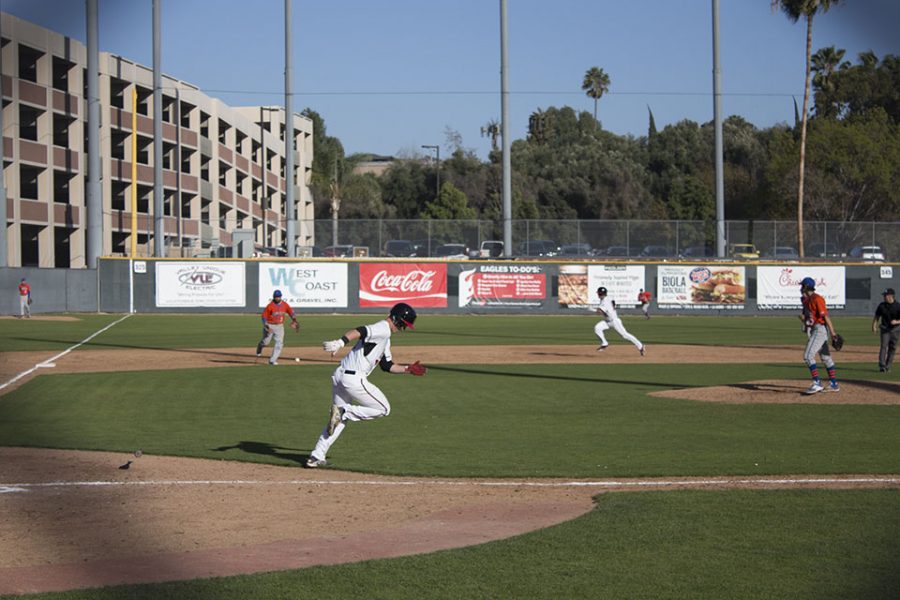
800, 277, 816, 291
273, 289, 283, 298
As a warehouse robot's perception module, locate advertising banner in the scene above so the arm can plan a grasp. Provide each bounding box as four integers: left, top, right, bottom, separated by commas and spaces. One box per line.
757, 266, 846, 309
359, 263, 447, 307
658, 265, 746, 310
559, 265, 645, 308
258, 262, 348, 307
459, 264, 546, 308
156, 262, 245, 307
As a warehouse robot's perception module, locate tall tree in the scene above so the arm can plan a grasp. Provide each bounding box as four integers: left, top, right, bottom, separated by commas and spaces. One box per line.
811, 45, 849, 118
771, 0, 842, 257
581, 67, 611, 123
481, 119, 501, 152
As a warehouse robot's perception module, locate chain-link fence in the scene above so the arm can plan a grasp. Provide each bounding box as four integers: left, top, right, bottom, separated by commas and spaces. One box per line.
298, 219, 898, 260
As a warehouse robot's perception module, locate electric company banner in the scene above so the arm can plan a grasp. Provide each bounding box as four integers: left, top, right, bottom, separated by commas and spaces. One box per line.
155, 262, 246, 307
459, 264, 546, 307
757, 266, 846, 309
657, 265, 747, 310
258, 262, 348, 307
359, 263, 448, 307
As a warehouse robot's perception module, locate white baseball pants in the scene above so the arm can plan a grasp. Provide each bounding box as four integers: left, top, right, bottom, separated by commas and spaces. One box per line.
595, 318, 643, 349
310, 369, 392, 461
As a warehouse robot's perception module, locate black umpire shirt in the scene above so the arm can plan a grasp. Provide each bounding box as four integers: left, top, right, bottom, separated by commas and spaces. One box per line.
875, 299, 900, 331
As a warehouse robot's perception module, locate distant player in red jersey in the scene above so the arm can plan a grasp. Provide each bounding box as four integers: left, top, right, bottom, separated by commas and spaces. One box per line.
256, 289, 299, 365
637, 288, 651, 319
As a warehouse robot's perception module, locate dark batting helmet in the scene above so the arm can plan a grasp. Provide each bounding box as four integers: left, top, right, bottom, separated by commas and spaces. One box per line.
389, 302, 417, 330
800, 277, 816, 291
597, 286, 608, 296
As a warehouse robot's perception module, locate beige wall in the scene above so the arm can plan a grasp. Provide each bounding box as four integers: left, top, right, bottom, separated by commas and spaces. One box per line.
1, 11, 314, 267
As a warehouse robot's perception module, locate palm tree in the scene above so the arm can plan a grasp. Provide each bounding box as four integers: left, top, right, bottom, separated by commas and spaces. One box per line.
811, 45, 848, 93
771, 0, 842, 258
581, 66, 611, 123
480, 119, 501, 152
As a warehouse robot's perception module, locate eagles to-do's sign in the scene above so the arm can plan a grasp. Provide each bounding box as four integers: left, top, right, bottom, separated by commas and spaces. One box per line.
359, 263, 448, 307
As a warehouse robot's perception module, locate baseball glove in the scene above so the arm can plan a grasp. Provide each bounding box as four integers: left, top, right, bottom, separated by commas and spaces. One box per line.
406, 360, 427, 376
290, 320, 300, 332
831, 333, 845, 351
27, 298, 33, 305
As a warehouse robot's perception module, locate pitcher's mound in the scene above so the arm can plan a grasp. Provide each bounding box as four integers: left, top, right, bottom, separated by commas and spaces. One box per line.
651, 379, 900, 405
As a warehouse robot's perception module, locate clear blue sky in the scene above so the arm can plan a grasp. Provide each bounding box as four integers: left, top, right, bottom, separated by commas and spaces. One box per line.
3, 0, 898, 160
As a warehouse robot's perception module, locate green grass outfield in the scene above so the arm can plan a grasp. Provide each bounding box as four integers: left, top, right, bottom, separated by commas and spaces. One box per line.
1, 314, 898, 599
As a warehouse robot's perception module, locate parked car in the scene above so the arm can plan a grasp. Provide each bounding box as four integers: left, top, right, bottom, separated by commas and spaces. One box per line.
848, 245, 885, 261
728, 243, 760, 259
517, 240, 559, 257
383, 239, 417, 257
808, 243, 843, 258
558, 243, 594, 257
679, 245, 714, 259
640, 245, 673, 258
323, 244, 354, 257
604, 245, 630, 257
766, 246, 799, 259
433, 243, 469, 259
478, 240, 505, 258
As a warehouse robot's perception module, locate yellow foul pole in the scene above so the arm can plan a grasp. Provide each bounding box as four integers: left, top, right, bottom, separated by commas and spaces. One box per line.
130, 87, 138, 257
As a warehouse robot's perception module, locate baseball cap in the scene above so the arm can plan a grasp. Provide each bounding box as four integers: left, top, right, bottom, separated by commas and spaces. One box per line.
273, 289, 283, 298
883, 288, 895, 296
597, 286, 607, 295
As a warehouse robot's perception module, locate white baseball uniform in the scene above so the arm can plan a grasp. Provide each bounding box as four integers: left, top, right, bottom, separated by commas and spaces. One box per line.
594, 296, 644, 351
309, 319, 394, 462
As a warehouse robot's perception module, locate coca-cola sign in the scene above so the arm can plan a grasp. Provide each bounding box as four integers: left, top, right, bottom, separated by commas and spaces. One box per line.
359, 263, 448, 307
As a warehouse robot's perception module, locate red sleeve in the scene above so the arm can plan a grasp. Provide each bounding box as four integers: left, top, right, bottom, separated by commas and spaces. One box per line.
262, 304, 272, 320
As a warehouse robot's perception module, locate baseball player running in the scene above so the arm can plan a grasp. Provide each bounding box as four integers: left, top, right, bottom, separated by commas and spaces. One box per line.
594, 287, 645, 355
638, 288, 652, 319
305, 302, 426, 468
256, 289, 298, 365
799, 277, 839, 393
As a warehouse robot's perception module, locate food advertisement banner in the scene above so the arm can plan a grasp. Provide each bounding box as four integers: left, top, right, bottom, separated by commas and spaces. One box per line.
359, 263, 447, 307
258, 262, 348, 307
155, 262, 245, 307
757, 266, 846, 309
559, 265, 645, 308
459, 264, 546, 307
657, 265, 746, 310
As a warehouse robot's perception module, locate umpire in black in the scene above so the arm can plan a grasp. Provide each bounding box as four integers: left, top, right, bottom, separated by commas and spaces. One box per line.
872, 288, 900, 372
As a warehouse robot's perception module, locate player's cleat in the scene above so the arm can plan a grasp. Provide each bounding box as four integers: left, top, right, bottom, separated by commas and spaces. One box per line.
256, 343, 264, 357
269, 360, 278, 366
825, 382, 840, 392
639, 345, 646, 356
804, 382, 824, 395
305, 457, 328, 468
596, 344, 609, 352
327, 405, 344, 437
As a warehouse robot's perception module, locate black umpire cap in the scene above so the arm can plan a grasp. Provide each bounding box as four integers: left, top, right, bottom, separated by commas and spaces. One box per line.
883, 288, 896, 296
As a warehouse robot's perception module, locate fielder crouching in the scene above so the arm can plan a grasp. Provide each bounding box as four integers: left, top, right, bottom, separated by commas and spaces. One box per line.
305, 302, 426, 468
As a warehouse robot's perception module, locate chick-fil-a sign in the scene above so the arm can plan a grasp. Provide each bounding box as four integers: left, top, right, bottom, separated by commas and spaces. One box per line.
359, 263, 447, 307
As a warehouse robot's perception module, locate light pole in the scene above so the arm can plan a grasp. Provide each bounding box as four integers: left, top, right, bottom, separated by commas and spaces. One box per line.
259, 106, 278, 250
421, 145, 440, 201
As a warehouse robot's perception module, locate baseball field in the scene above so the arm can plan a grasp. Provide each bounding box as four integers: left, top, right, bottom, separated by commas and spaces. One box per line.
0, 313, 898, 599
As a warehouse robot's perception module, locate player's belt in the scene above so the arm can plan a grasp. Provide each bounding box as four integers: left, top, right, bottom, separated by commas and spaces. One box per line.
343, 370, 356, 375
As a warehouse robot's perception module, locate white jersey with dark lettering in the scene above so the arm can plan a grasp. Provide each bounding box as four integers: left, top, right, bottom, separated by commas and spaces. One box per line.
340, 319, 393, 377
597, 296, 618, 321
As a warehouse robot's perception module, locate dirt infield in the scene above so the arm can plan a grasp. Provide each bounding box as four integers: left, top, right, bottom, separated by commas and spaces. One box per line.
1, 343, 896, 594
1, 448, 897, 595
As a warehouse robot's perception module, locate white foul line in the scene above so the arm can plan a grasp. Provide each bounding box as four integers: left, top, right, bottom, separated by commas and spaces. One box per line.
2, 476, 898, 492
0, 314, 132, 392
